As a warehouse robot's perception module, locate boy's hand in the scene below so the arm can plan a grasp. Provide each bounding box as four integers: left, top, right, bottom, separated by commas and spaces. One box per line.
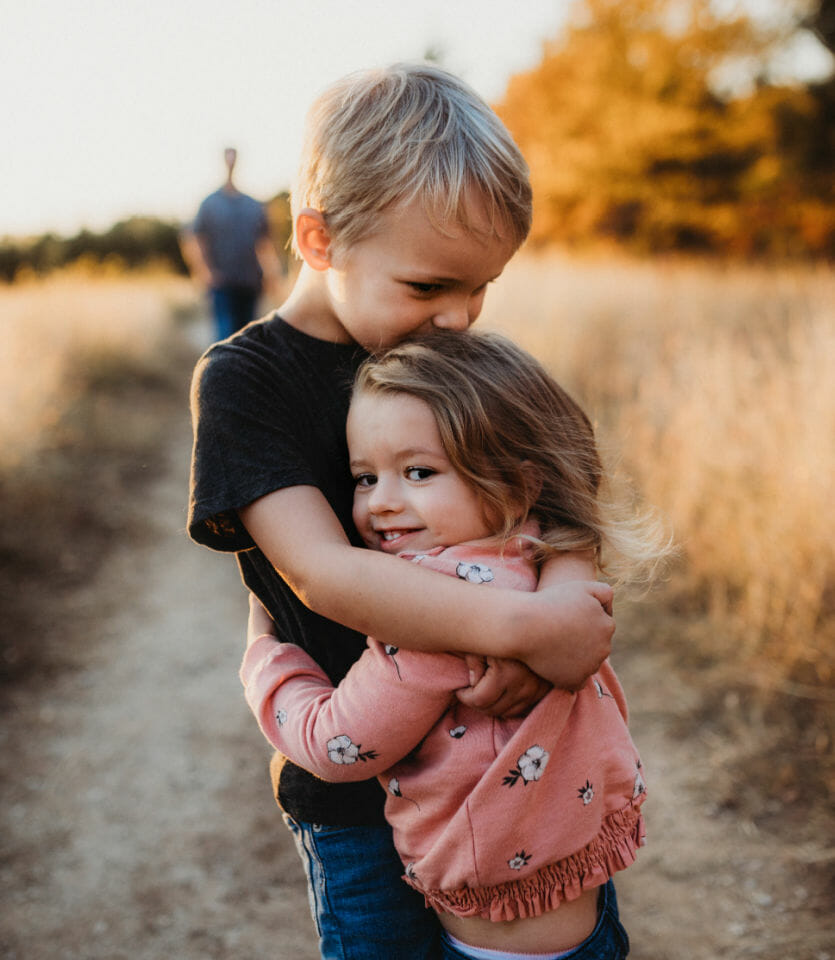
456, 655, 551, 718
247, 593, 277, 648
521, 579, 615, 691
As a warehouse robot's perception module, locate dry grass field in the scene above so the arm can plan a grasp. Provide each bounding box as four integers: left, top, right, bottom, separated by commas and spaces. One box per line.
0, 267, 197, 468
3, 255, 833, 774
0, 258, 832, 957
0, 269, 202, 684
481, 253, 835, 691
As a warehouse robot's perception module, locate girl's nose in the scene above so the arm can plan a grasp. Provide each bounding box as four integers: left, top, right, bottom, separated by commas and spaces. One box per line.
367, 476, 402, 514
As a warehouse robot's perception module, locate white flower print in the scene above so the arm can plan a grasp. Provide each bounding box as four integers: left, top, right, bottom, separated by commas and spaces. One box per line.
326, 734, 379, 765
275, 708, 287, 727
508, 850, 532, 871
503, 745, 550, 787
633, 762, 646, 798
455, 561, 495, 584
449, 725, 467, 739
327, 735, 357, 764
577, 779, 594, 805
405, 862, 418, 880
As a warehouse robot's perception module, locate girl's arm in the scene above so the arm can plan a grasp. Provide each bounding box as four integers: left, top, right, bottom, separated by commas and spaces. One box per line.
240, 485, 614, 691
240, 631, 468, 782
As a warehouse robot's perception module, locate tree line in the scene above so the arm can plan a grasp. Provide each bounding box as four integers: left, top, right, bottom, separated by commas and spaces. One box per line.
0, 193, 293, 284
0, 217, 187, 282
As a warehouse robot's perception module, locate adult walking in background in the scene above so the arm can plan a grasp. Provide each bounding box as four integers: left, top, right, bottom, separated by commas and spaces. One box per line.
182, 147, 282, 341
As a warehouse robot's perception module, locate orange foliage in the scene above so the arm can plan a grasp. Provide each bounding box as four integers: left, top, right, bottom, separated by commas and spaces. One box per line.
497, 0, 835, 257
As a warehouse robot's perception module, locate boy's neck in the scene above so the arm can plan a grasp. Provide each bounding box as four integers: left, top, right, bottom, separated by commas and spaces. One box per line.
278, 264, 353, 345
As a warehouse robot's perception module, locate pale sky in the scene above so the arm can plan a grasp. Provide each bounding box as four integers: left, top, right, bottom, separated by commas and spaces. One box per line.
2, 0, 830, 240
1, 0, 571, 238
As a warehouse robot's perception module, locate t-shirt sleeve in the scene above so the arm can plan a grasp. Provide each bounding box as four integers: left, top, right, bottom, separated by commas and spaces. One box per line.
191, 196, 209, 235
188, 340, 316, 552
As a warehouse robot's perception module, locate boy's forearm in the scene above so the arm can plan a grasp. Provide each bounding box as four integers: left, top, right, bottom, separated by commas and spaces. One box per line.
286, 537, 525, 658
240, 487, 614, 685
276, 538, 616, 688
241, 486, 522, 658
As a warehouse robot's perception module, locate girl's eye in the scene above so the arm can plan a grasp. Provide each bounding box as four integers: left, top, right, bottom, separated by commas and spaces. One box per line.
354, 473, 377, 488
405, 467, 434, 481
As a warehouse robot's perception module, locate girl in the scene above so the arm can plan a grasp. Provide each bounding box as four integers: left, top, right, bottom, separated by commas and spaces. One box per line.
241, 330, 668, 960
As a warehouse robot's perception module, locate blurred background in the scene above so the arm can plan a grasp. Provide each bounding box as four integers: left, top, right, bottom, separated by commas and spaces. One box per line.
1, 1, 833, 958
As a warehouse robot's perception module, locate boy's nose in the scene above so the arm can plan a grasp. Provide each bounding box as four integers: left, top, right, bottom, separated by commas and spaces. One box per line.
431, 304, 474, 332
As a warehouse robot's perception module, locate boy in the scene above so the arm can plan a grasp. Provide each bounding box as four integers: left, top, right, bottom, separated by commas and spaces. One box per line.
188, 63, 614, 959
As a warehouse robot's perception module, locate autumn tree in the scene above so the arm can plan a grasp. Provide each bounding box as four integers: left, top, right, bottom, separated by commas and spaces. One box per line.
498, 0, 835, 256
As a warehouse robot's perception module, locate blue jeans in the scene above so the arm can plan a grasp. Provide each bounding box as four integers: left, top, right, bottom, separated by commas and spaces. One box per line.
283, 815, 442, 959
210, 286, 259, 341
440, 881, 629, 960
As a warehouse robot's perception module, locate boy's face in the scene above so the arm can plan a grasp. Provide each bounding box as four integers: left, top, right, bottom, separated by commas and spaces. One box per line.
348, 390, 495, 554
322, 195, 517, 353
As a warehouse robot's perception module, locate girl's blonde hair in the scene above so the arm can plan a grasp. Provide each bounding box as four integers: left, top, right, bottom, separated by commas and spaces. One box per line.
353, 330, 671, 586
292, 62, 532, 255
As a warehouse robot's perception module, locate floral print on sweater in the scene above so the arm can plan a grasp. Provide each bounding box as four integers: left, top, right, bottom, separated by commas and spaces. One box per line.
240, 527, 647, 922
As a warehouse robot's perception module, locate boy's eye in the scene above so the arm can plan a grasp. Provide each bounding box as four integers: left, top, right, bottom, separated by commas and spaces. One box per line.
407, 281, 442, 295
405, 466, 434, 481
354, 473, 377, 488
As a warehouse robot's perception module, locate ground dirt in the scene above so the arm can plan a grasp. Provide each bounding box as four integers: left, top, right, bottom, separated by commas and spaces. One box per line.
1, 317, 832, 959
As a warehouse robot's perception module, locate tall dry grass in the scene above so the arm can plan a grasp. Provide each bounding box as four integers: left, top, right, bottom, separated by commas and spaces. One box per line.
2, 258, 832, 691
480, 253, 835, 688
0, 267, 199, 469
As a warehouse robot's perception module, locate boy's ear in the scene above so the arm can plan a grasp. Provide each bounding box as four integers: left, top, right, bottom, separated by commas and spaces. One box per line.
295, 209, 333, 271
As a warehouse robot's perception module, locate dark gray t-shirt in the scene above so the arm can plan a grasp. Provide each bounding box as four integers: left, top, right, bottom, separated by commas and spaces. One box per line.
188, 314, 386, 824
193, 188, 268, 291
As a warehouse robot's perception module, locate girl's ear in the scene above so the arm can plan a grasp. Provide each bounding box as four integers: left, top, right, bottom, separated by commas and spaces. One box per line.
295, 208, 333, 271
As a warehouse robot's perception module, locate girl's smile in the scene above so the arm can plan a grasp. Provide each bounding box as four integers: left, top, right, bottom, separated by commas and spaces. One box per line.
347, 391, 495, 554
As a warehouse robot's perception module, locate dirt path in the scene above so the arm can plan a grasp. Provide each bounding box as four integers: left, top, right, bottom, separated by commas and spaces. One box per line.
1, 320, 831, 959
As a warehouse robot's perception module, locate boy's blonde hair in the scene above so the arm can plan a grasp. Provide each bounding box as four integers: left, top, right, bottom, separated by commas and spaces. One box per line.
353, 331, 671, 586
293, 62, 532, 254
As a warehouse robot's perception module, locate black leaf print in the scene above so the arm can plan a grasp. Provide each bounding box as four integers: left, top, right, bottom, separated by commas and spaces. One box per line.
384, 644, 403, 681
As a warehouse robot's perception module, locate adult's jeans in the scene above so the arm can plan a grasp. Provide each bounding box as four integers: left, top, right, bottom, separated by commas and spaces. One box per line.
284, 815, 442, 960
210, 286, 259, 341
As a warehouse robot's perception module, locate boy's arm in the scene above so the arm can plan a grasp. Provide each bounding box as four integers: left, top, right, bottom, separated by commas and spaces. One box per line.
240, 485, 614, 690
240, 632, 468, 783
456, 548, 605, 712
457, 553, 612, 718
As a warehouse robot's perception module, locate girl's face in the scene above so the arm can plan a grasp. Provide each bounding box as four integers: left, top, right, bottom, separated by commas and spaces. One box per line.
347, 390, 495, 555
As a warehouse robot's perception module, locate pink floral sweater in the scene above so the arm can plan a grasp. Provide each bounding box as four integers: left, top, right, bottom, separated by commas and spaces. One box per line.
240, 533, 647, 922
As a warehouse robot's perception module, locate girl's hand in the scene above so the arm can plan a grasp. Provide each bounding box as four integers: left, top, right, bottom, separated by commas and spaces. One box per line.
247, 593, 277, 648
456, 655, 551, 718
